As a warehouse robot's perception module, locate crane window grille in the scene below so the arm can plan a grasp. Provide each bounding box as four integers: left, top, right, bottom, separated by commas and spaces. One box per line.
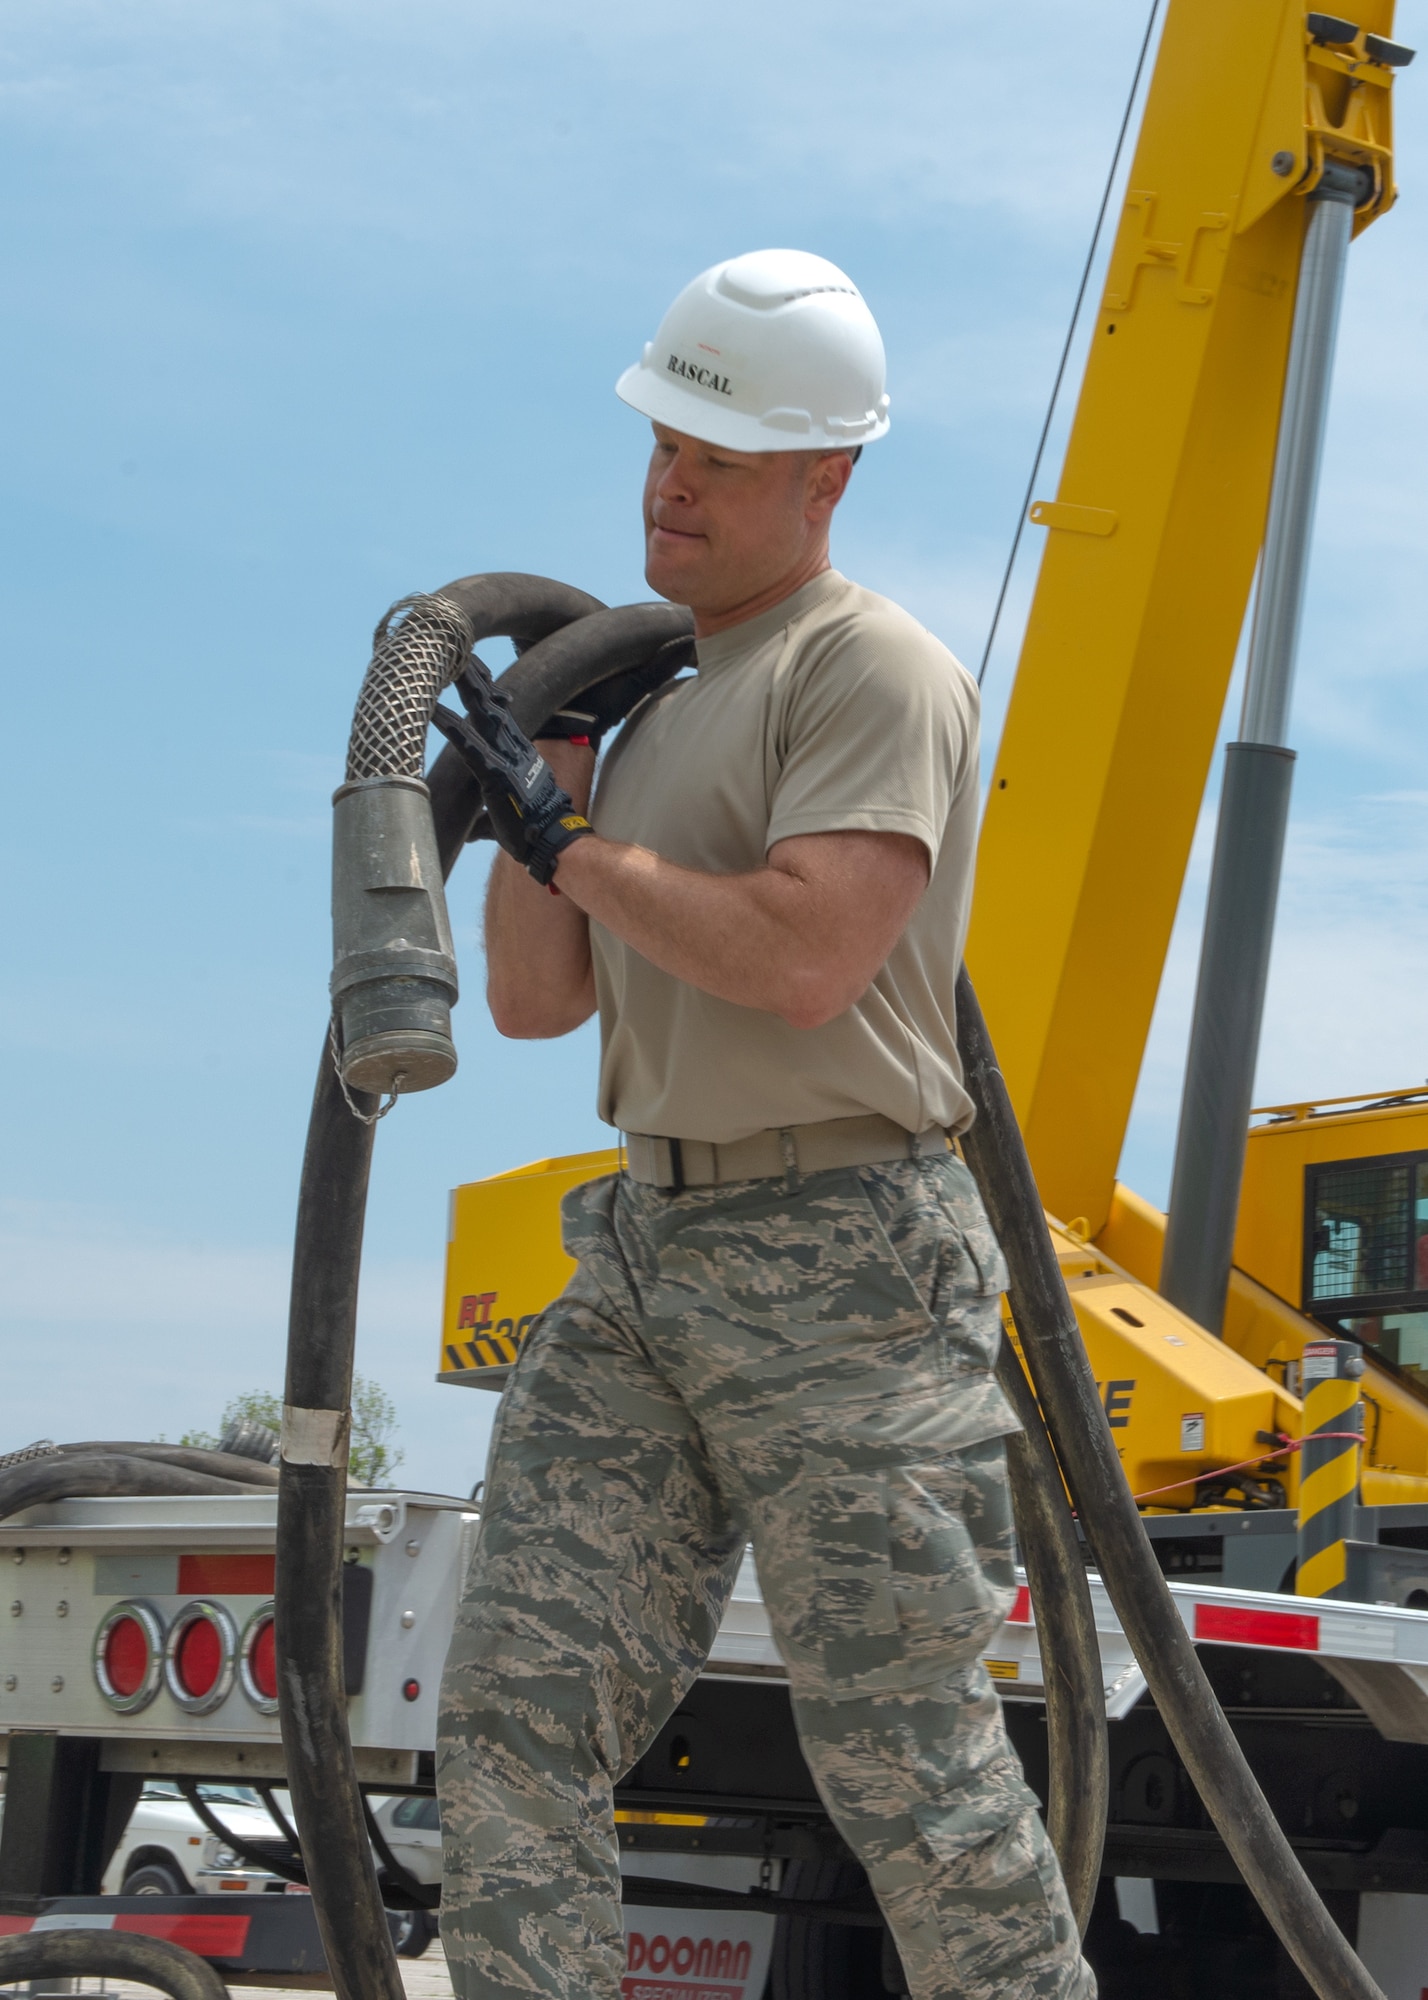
1304, 1154, 1428, 1379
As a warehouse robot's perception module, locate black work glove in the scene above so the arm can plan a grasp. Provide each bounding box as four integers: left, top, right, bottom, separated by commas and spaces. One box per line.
430, 687, 594, 887
529, 644, 687, 750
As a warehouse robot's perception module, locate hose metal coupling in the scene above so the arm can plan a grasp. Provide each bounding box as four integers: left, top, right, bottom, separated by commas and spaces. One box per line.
330, 774, 458, 1094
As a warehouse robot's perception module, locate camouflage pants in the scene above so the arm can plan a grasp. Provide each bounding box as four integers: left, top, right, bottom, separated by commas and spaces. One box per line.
438, 1155, 1095, 2000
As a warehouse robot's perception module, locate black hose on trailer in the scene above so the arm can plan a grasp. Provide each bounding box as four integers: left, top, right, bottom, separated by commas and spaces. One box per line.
954, 969, 1384, 2000
0, 1929, 230, 2000
1, 1439, 278, 1481
277, 577, 694, 2000
0, 1446, 279, 1522
994, 1333, 1106, 1932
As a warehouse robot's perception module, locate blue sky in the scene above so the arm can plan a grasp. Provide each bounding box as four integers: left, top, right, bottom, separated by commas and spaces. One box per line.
2, 0, 1424, 1494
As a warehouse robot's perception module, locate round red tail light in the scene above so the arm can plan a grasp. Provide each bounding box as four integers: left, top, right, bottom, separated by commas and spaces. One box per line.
239, 1602, 279, 1714
93, 1601, 164, 1713
163, 1601, 236, 1713
107, 1618, 149, 1695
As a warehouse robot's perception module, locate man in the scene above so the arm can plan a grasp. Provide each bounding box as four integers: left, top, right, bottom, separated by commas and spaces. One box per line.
437, 248, 1094, 2000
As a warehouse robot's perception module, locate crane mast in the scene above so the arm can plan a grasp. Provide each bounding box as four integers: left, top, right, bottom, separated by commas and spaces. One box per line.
965, 0, 1399, 1241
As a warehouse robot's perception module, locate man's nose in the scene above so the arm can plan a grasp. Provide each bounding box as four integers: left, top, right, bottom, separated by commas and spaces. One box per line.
654, 451, 697, 503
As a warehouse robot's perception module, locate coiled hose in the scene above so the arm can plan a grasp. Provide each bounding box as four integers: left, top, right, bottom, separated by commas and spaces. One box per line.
0, 1930, 230, 2000
955, 969, 1385, 2000
0, 1441, 278, 1521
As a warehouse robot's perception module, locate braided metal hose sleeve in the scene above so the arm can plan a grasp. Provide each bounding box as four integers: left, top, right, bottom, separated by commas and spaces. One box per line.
282, 582, 698, 2000
953, 969, 1385, 2000
346, 573, 608, 783
0, 1930, 230, 2000
0, 1455, 269, 1524
993, 1333, 1107, 1935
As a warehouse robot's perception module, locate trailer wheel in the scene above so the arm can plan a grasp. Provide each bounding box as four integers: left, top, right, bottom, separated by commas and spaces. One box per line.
121, 1860, 189, 1896
769, 1861, 891, 2000
389, 1909, 434, 1958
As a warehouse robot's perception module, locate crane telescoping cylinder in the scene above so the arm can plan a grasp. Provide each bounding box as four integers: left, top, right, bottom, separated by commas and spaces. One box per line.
1160, 162, 1371, 1335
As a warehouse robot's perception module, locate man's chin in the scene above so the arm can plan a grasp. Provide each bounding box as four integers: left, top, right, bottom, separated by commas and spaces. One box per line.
643, 557, 704, 608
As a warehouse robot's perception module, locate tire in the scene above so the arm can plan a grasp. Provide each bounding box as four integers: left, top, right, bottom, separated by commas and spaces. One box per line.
120, 1861, 189, 1897
389, 1910, 433, 1958
770, 1861, 889, 2000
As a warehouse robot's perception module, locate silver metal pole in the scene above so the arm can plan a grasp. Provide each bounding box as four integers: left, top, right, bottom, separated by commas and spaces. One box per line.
1160, 163, 1370, 1335
1240, 172, 1360, 748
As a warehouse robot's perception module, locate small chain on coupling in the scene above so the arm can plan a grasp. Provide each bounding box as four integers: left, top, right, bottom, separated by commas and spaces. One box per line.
328, 1015, 403, 1124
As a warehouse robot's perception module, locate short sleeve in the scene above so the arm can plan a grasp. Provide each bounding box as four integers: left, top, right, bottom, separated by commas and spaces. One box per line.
765, 612, 976, 865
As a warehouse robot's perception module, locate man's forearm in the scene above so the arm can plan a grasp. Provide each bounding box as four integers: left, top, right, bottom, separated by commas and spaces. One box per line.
550, 831, 922, 1031
483, 742, 597, 1038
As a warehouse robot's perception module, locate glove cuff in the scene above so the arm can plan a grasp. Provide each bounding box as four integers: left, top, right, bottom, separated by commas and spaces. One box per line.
527, 813, 595, 887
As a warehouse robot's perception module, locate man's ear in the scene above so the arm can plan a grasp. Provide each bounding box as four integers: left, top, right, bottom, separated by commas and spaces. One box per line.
806, 450, 855, 520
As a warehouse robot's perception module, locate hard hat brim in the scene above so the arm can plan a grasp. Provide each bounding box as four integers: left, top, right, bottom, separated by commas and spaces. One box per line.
615, 363, 888, 456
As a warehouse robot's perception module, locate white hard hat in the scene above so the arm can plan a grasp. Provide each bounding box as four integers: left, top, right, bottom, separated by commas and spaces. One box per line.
615, 249, 891, 455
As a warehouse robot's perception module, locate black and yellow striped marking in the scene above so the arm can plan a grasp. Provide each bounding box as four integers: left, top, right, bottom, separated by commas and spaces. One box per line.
1295, 1340, 1363, 1600
441, 1330, 523, 1372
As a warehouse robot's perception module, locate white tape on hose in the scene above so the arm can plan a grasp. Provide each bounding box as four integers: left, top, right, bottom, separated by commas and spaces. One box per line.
281, 1404, 352, 1468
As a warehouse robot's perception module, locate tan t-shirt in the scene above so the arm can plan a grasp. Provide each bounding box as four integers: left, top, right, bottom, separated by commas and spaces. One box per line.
589, 570, 981, 1143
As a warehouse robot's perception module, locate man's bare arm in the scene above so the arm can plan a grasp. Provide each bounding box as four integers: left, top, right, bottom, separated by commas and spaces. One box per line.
483, 741, 598, 1039
550, 827, 929, 1032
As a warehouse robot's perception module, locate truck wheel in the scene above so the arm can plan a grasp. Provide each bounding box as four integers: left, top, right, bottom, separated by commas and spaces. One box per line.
120, 1861, 188, 1897
770, 1861, 888, 2000
389, 1910, 434, 1958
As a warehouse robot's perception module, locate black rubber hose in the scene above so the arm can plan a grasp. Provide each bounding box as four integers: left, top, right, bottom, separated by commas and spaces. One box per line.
181, 1777, 438, 1912
426, 601, 695, 862
994, 1333, 1106, 1933
278, 1055, 391, 1997
497, 601, 694, 733
16, 1441, 279, 1485
954, 969, 1384, 2000
278, 578, 695, 2000
0, 1454, 262, 1522
178, 1778, 309, 1887
0, 1930, 229, 2000
438, 570, 605, 648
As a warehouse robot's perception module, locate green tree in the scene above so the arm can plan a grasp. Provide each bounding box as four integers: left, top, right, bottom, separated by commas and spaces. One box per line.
176, 1375, 403, 1485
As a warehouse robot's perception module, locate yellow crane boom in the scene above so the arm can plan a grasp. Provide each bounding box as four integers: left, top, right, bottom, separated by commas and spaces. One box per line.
965, 0, 1397, 1239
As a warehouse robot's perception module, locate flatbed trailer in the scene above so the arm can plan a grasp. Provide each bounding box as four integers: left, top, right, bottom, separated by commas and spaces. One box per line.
7, 1491, 1428, 1997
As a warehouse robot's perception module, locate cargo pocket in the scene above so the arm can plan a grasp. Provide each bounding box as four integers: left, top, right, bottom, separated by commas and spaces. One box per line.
933, 1158, 1009, 1300
755, 1455, 1015, 1702
852, 1159, 1010, 1382
907, 1751, 1046, 1866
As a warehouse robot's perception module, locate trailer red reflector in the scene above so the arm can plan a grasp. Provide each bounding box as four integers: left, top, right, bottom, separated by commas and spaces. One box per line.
179, 1554, 276, 1596
116, 1913, 252, 1955
1006, 1587, 1032, 1624
174, 1616, 224, 1697
250, 1617, 277, 1700
104, 1615, 151, 1697
1194, 1604, 1319, 1650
